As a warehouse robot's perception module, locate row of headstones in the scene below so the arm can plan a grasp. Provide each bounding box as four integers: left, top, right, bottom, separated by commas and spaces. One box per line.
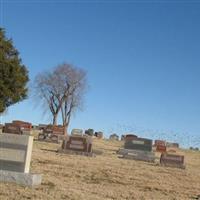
117, 136, 185, 169
0, 125, 187, 188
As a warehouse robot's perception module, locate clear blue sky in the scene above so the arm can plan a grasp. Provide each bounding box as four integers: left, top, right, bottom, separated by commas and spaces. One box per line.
1, 1, 200, 147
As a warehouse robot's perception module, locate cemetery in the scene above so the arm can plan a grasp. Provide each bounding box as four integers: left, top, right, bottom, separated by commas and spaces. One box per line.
0, 122, 199, 199
0, 132, 199, 200
1, 6, 200, 199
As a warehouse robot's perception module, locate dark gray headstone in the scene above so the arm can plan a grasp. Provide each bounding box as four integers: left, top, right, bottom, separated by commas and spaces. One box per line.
124, 137, 152, 152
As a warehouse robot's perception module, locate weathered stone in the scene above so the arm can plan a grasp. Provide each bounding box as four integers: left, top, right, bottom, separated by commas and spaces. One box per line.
0, 170, 42, 187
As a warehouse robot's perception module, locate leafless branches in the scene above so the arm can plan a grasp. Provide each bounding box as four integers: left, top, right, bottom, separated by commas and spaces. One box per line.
34, 63, 87, 134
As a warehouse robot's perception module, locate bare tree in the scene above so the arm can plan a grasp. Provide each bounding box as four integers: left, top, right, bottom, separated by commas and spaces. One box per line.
34, 72, 62, 125
53, 64, 87, 135
34, 63, 87, 134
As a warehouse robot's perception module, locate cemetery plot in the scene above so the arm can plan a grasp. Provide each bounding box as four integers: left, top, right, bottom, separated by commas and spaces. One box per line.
0, 133, 42, 186
59, 135, 94, 156
118, 137, 155, 162
160, 153, 185, 169
38, 125, 65, 143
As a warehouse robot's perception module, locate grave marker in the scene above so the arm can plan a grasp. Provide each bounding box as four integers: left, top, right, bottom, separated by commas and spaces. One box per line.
0, 133, 42, 186
160, 153, 185, 169
124, 137, 152, 152
71, 128, 83, 136
118, 137, 155, 162
60, 135, 93, 156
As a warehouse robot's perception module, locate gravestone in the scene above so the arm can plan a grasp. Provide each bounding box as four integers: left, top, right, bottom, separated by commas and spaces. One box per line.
59, 135, 93, 156
38, 125, 64, 142
154, 140, 166, 153
124, 137, 152, 151
160, 153, 185, 169
0, 133, 42, 186
71, 128, 83, 136
109, 134, 119, 141
94, 131, 103, 139
154, 140, 166, 147
118, 137, 155, 162
124, 134, 138, 141
166, 142, 179, 148
3, 123, 22, 135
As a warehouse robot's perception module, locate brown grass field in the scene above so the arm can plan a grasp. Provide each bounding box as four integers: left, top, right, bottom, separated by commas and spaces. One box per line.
0, 136, 200, 200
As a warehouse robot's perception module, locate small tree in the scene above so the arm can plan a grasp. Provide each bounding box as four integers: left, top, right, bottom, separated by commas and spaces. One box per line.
34, 63, 87, 133
0, 28, 29, 113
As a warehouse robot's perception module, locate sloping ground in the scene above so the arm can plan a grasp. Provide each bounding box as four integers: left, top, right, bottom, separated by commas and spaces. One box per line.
0, 138, 200, 200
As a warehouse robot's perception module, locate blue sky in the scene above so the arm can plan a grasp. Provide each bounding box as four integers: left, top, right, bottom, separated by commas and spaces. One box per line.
0, 1, 200, 147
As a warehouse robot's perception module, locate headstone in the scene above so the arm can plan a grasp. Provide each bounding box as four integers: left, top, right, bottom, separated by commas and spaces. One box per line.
94, 131, 103, 139
118, 137, 155, 162
160, 153, 185, 169
154, 140, 166, 153
121, 135, 125, 141
38, 124, 47, 130
85, 129, 94, 136
71, 128, 83, 136
60, 135, 93, 156
118, 149, 155, 162
12, 120, 32, 130
109, 134, 119, 141
3, 123, 22, 135
124, 137, 152, 152
124, 134, 138, 141
0, 133, 42, 186
166, 142, 179, 148
154, 140, 166, 147
38, 125, 65, 142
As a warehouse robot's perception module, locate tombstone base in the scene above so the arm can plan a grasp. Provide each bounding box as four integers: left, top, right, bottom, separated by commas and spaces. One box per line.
118, 148, 155, 162
0, 170, 42, 187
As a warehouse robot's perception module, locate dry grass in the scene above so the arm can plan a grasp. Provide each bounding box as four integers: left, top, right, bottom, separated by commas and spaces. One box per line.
0, 138, 200, 200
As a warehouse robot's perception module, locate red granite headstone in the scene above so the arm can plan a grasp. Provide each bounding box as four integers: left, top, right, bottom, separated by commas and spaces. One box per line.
160, 153, 185, 169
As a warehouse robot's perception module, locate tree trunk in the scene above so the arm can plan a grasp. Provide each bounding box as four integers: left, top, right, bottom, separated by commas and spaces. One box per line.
53, 113, 58, 125
63, 123, 68, 136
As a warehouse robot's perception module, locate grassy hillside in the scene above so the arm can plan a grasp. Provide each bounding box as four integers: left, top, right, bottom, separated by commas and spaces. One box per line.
0, 138, 200, 200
